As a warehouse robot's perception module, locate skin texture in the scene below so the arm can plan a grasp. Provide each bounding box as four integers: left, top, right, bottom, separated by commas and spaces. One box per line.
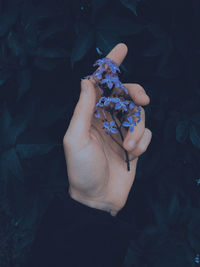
63, 43, 152, 216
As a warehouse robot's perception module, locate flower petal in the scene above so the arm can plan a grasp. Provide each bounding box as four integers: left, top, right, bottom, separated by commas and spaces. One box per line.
103, 121, 109, 127
128, 116, 133, 123
111, 128, 118, 134
130, 126, 134, 132
122, 122, 130, 127
129, 102, 135, 109
110, 121, 115, 127
115, 103, 121, 109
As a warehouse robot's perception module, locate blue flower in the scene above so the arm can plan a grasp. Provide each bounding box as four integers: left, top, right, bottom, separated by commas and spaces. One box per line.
100, 74, 116, 89
103, 121, 118, 134
96, 97, 106, 108
94, 67, 106, 79
106, 61, 120, 74
115, 99, 129, 112
94, 111, 101, 118
122, 116, 137, 132
103, 97, 120, 106
129, 102, 135, 109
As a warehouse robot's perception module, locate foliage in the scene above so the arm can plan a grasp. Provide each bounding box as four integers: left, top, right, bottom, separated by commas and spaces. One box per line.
0, 0, 200, 266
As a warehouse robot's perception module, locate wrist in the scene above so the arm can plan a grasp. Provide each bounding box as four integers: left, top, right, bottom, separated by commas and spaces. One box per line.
68, 187, 118, 216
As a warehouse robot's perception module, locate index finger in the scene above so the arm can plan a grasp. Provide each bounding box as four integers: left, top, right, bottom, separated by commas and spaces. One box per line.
105, 43, 128, 67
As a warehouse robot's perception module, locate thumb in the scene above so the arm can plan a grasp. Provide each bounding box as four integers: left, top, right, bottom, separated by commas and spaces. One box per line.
65, 79, 97, 144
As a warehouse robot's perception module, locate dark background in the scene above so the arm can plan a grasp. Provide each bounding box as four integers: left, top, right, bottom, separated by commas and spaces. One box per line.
0, 0, 200, 266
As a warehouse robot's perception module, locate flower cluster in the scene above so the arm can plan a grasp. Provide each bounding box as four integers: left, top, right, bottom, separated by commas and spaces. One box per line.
83, 57, 142, 171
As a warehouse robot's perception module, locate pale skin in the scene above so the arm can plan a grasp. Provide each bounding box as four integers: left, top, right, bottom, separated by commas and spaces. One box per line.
63, 43, 152, 216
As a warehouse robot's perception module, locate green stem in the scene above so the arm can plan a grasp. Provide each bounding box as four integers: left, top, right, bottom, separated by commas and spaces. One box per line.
109, 111, 130, 171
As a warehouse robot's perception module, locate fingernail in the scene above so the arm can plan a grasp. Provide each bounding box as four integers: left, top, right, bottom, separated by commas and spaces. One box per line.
127, 139, 135, 149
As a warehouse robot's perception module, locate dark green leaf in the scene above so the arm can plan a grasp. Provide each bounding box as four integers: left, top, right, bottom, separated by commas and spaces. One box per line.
189, 124, 200, 149
34, 57, 63, 70
0, 8, 18, 36
97, 17, 144, 36
34, 47, 70, 58
71, 27, 95, 68
91, 0, 108, 22
38, 25, 65, 43
7, 31, 24, 57
191, 113, 200, 125
146, 23, 166, 38
176, 120, 189, 143
16, 144, 56, 159
17, 69, 31, 102
143, 39, 165, 57
1, 148, 24, 181
120, 0, 141, 16
0, 71, 12, 86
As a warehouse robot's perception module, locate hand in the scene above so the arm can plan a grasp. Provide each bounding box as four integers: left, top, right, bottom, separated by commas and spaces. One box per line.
63, 43, 152, 216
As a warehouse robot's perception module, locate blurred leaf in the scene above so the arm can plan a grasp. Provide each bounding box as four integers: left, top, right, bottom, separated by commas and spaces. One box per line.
97, 17, 144, 36
34, 47, 69, 58
143, 39, 166, 57
91, 0, 108, 22
7, 31, 24, 57
38, 25, 65, 43
0, 148, 24, 181
34, 57, 63, 70
176, 120, 189, 143
191, 113, 200, 125
0, 104, 30, 148
17, 69, 31, 102
16, 144, 56, 159
189, 124, 200, 149
0, 8, 18, 36
0, 71, 12, 86
71, 26, 95, 68
169, 194, 179, 217
120, 0, 141, 16
146, 23, 166, 38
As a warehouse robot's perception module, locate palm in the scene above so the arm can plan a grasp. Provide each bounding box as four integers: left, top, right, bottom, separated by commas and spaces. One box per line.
65, 113, 138, 213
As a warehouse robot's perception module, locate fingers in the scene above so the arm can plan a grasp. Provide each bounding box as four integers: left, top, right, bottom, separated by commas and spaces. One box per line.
128, 128, 152, 161
63, 79, 96, 147
105, 43, 128, 67
123, 107, 145, 151
124, 83, 150, 106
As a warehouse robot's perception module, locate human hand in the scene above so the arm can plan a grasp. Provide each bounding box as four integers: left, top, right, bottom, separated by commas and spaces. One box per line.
63, 43, 152, 216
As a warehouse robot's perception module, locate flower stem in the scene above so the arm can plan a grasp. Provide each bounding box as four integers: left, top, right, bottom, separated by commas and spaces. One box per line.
109, 111, 130, 171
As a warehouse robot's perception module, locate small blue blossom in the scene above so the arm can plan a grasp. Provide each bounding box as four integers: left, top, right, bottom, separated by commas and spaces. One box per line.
134, 111, 140, 117
100, 74, 116, 89
195, 254, 200, 264
103, 97, 120, 106
94, 67, 106, 79
93, 57, 111, 67
115, 99, 129, 112
105, 61, 120, 74
96, 97, 106, 108
129, 102, 135, 109
122, 116, 137, 132
103, 121, 118, 134
94, 111, 101, 118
